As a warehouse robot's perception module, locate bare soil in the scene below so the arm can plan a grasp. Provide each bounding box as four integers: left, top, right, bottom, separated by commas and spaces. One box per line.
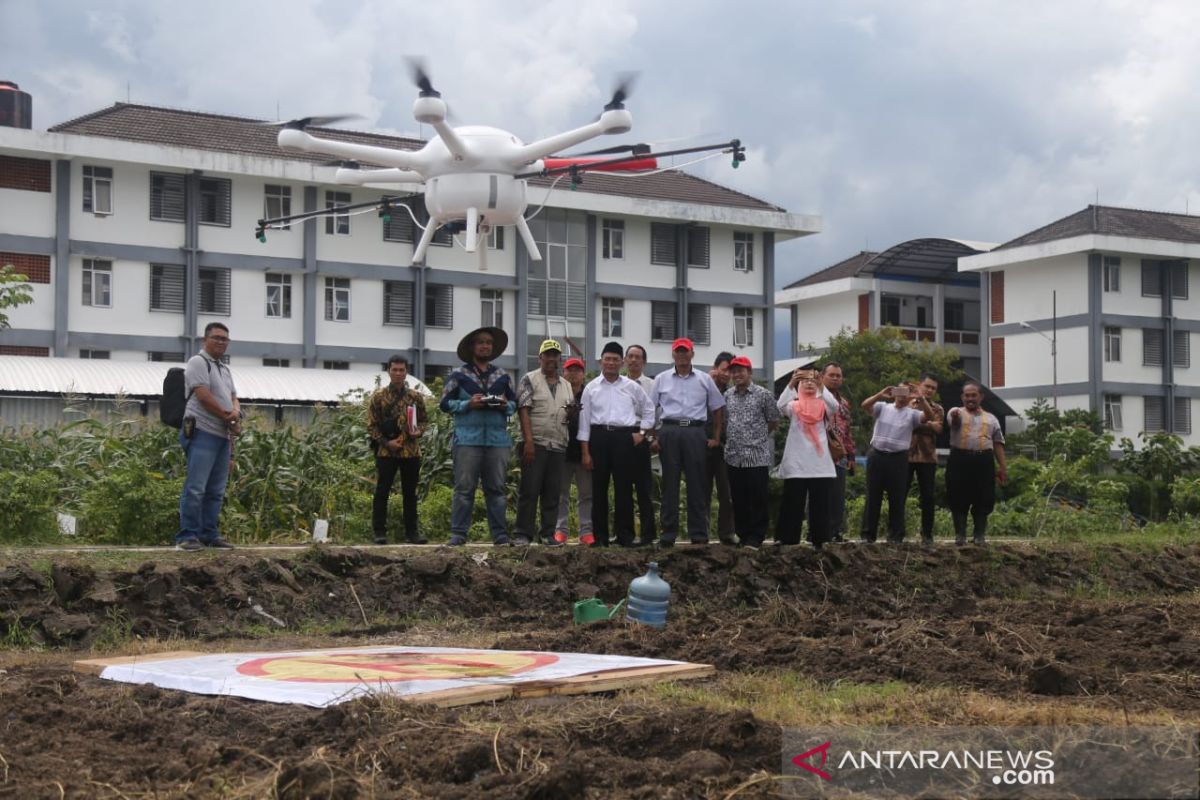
1, 543, 1198, 798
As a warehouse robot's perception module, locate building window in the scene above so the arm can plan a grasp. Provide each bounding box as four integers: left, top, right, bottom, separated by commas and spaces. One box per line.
1170, 262, 1189, 300
324, 277, 350, 321
488, 226, 504, 250
1144, 396, 1165, 433
601, 298, 624, 338
149, 172, 185, 222
651, 301, 677, 342
149, 264, 185, 313
480, 289, 503, 329
526, 209, 585, 329
686, 226, 710, 268
383, 281, 414, 326
265, 273, 292, 319
426, 283, 454, 328
197, 267, 231, 315
1143, 328, 1163, 366
734, 232, 754, 272
1175, 397, 1192, 435
323, 360, 350, 370
602, 219, 624, 259
81, 259, 112, 308
263, 358, 290, 368
881, 296, 901, 326
1103, 394, 1123, 431
82, 166, 113, 215
325, 191, 351, 235
383, 200, 416, 243
197, 177, 231, 226
650, 223, 676, 266
1141, 262, 1160, 297
687, 303, 711, 345
263, 185, 291, 228
1103, 256, 1120, 292
1104, 327, 1121, 362
945, 300, 965, 330
79, 349, 110, 360
148, 351, 186, 363
1174, 330, 1191, 368
733, 308, 754, 347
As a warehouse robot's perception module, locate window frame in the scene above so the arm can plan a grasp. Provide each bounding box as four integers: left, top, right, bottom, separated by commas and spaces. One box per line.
325, 191, 352, 236
426, 283, 455, 329
733, 308, 754, 347
733, 231, 754, 272
263, 185, 292, 230
197, 267, 231, 316
81, 258, 113, 308
265, 272, 292, 319
149, 172, 186, 223
1174, 396, 1192, 435
686, 302, 711, 346
650, 223, 677, 266
602, 219, 625, 260
651, 300, 677, 343
1144, 395, 1165, 433
324, 277, 351, 322
601, 297, 624, 338
383, 280, 415, 327
323, 360, 350, 370
197, 177, 232, 227
686, 226, 711, 269
79, 348, 110, 360
1143, 328, 1164, 367
1102, 256, 1120, 293
1103, 394, 1123, 431
1103, 326, 1121, 363
1173, 329, 1191, 369
263, 358, 290, 368
82, 165, 113, 215
480, 288, 503, 329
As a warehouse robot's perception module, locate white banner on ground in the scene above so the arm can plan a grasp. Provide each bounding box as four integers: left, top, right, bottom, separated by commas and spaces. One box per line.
99, 646, 686, 707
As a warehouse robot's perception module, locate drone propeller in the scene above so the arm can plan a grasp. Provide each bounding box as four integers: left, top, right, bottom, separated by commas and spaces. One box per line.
406, 57, 440, 98
255, 114, 360, 130
603, 72, 638, 111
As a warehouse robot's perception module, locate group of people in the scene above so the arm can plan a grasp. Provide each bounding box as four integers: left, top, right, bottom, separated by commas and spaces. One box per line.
174, 322, 1007, 552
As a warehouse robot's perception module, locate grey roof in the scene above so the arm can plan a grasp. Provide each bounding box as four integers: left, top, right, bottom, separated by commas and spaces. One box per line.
48, 103, 784, 212
996, 204, 1200, 251
783, 250, 878, 289
0, 356, 431, 403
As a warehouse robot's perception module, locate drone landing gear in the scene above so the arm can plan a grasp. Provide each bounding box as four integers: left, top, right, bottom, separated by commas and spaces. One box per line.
412, 219, 439, 264
515, 217, 542, 262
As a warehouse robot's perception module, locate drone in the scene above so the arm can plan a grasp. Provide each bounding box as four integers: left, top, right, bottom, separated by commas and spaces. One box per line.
255, 63, 746, 269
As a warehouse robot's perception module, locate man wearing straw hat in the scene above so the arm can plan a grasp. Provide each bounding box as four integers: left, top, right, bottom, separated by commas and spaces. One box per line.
439, 326, 517, 546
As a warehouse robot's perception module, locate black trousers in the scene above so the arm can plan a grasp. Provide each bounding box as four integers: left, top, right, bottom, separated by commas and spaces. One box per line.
862, 449, 910, 542
373, 456, 421, 539
515, 445, 565, 542
705, 446, 735, 543
828, 465, 848, 541
727, 465, 770, 546
658, 425, 710, 543
777, 477, 833, 546
632, 440, 658, 544
907, 462, 937, 539
590, 427, 638, 546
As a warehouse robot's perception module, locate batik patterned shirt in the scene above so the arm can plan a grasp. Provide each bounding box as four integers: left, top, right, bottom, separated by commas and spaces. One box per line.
367, 383, 428, 459
722, 384, 780, 468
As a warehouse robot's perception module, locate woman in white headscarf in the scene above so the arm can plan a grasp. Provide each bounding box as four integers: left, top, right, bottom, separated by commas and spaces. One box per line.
775, 368, 839, 549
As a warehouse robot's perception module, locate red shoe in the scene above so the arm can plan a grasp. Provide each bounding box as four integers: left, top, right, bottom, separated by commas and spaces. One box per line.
579, 533, 595, 546
553, 531, 568, 544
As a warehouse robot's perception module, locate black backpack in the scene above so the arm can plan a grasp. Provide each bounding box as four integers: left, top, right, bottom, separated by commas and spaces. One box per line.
160, 359, 210, 428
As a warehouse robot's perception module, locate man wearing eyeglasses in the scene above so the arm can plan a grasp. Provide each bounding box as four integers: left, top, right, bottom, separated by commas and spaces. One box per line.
176, 322, 240, 551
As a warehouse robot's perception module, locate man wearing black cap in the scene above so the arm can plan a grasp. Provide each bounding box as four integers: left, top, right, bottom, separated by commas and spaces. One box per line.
578, 341, 654, 547
439, 326, 517, 546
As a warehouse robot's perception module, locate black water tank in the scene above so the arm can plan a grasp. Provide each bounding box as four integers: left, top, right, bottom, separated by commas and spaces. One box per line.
0, 81, 32, 129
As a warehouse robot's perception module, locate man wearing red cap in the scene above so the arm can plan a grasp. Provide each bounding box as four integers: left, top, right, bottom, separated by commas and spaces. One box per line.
722, 356, 779, 548
650, 337, 726, 546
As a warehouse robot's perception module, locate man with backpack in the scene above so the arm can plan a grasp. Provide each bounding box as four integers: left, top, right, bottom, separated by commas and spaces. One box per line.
176, 322, 240, 551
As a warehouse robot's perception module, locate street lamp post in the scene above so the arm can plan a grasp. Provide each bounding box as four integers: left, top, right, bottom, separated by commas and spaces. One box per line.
1019, 290, 1058, 409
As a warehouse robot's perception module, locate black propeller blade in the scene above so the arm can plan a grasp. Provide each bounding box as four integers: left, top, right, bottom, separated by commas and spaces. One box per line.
603, 72, 638, 111
407, 57, 440, 98
255, 114, 359, 130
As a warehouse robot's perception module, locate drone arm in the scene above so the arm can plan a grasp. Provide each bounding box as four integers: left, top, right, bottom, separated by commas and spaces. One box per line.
278, 129, 424, 172
430, 121, 469, 160
509, 121, 607, 166
334, 167, 425, 186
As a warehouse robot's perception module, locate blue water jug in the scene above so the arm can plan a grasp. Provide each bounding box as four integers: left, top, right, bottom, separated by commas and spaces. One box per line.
626, 562, 671, 628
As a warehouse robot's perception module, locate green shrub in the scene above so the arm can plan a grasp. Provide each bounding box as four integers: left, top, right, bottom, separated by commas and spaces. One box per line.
79, 469, 183, 544
0, 470, 59, 542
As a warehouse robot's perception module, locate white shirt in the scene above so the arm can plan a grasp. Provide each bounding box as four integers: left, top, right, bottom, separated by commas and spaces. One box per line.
578, 375, 654, 442
627, 372, 656, 424
776, 385, 838, 479
651, 368, 725, 421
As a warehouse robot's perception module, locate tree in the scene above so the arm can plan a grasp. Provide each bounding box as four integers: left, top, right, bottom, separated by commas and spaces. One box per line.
819, 327, 965, 447
0, 265, 33, 329
1011, 397, 1104, 458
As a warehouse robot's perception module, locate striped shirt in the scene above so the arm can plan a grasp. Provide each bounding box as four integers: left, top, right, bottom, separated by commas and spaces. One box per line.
869, 402, 925, 454
948, 408, 1005, 451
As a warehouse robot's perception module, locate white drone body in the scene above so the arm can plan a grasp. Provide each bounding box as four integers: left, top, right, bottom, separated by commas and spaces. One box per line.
277, 90, 633, 266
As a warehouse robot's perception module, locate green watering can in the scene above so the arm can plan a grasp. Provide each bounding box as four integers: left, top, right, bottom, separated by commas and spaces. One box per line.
573, 597, 627, 625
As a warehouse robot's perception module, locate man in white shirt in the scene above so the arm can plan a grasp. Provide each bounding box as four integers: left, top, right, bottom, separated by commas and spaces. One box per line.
859, 382, 933, 543
650, 337, 726, 546
579, 341, 655, 547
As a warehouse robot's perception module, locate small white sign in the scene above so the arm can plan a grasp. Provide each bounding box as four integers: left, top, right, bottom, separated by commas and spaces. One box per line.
56, 512, 77, 536
312, 519, 329, 542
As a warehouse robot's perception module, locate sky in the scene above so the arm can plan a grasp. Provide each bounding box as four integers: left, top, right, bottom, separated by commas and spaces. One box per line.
8, 0, 1200, 350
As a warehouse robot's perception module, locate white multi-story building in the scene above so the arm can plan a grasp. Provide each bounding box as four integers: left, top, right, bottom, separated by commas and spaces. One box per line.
960, 204, 1200, 446
773, 237, 995, 379
0, 90, 818, 379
